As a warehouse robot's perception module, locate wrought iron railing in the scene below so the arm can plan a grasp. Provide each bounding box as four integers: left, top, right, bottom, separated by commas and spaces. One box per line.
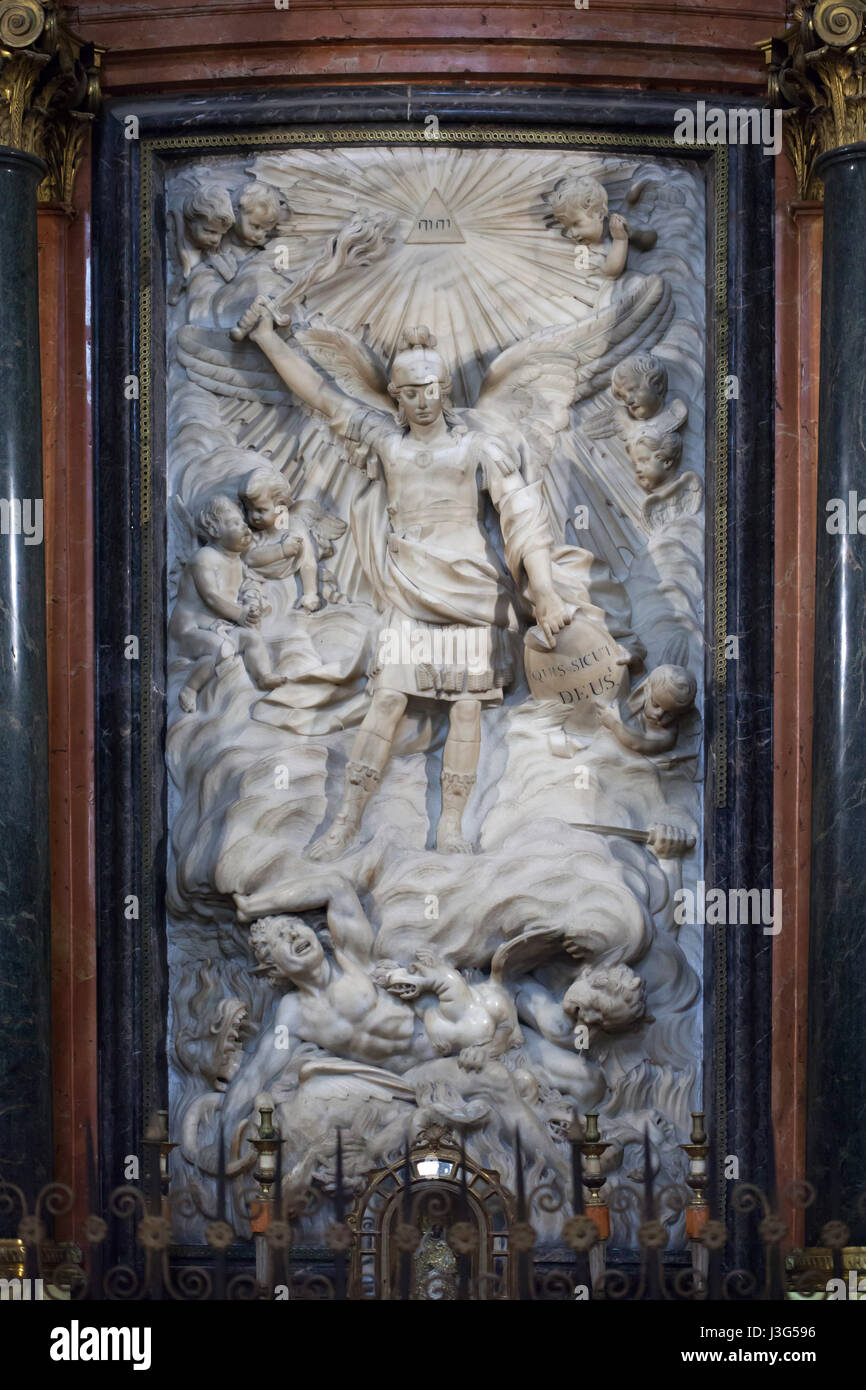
1, 1113, 863, 1300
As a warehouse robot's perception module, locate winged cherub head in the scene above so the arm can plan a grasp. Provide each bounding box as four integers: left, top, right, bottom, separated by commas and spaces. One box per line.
239, 466, 294, 533
546, 174, 609, 245
626, 427, 683, 493
234, 181, 282, 249
182, 182, 234, 253
643, 664, 697, 727
387, 326, 454, 429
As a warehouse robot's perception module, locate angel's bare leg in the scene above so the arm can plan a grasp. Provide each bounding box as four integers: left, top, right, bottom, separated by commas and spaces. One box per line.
308, 690, 407, 860
178, 657, 215, 713
238, 630, 288, 692
177, 628, 235, 712
437, 698, 480, 854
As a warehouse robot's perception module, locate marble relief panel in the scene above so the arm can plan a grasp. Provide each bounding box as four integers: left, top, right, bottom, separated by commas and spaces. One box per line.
162, 141, 707, 1243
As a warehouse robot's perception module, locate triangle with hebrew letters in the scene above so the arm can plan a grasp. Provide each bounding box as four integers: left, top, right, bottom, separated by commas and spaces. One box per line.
405, 188, 465, 244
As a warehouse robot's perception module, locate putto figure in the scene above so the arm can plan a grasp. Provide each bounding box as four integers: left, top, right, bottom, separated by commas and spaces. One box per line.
585, 350, 688, 447
239, 465, 347, 613
228, 180, 282, 255
546, 173, 631, 291
237, 303, 575, 857
169, 494, 288, 712
596, 662, 697, 755
168, 182, 235, 305
626, 426, 684, 494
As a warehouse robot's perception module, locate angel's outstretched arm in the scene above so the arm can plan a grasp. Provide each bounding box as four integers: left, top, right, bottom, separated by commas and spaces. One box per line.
238, 297, 353, 432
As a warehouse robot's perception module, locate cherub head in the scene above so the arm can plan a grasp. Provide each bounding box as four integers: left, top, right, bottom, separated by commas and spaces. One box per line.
627, 428, 683, 493
249, 915, 326, 987
239, 467, 294, 532
612, 352, 668, 420
233, 181, 281, 248
182, 183, 235, 253
198, 494, 253, 553
388, 326, 454, 430
563, 963, 647, 1036
547, 174, 609, 244
643, 664, 697, 727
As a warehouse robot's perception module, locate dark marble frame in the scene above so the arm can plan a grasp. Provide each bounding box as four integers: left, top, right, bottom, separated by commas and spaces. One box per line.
92, 84, 774, 1266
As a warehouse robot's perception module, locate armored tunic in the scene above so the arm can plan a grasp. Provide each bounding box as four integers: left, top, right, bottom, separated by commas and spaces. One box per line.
342, 406, 554, 703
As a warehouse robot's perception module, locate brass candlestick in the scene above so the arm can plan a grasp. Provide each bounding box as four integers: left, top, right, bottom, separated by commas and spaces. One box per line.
680, 1112, 710, 1240
581, 1113, 611, 1241
249, 1104, 281, 1204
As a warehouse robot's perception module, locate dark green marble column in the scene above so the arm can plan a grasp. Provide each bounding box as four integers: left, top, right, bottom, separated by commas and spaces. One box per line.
0, 147, 52, 1201
807, 142, 866, 1233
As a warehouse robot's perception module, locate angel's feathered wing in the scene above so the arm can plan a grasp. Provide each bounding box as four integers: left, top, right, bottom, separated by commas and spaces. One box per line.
168, 494, 199, 602
490, 927, 568, 984
297, 1057, 417, 1104
292, 315, 391, 412
176, 313, 393, 412
294, 499, 348, 559
641, 471, 703, 534
468, 274, 673, 578
470, 273, 673, 481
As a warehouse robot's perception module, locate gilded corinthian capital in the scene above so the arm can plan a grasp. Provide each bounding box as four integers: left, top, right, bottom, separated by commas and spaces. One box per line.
761, 1, 866, 199
0, 1, 101, 203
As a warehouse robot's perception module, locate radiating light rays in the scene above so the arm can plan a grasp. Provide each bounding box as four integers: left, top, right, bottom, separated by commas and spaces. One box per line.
245, 146, 654, 383
169, 144, 706, 603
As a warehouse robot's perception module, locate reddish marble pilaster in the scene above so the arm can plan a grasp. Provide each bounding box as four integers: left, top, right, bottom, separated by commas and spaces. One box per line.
38, 154, 98, 1231
772, 154, 821, 1242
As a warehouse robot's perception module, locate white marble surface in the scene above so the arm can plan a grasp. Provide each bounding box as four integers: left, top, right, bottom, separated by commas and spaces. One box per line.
162, 144, 707, 1243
